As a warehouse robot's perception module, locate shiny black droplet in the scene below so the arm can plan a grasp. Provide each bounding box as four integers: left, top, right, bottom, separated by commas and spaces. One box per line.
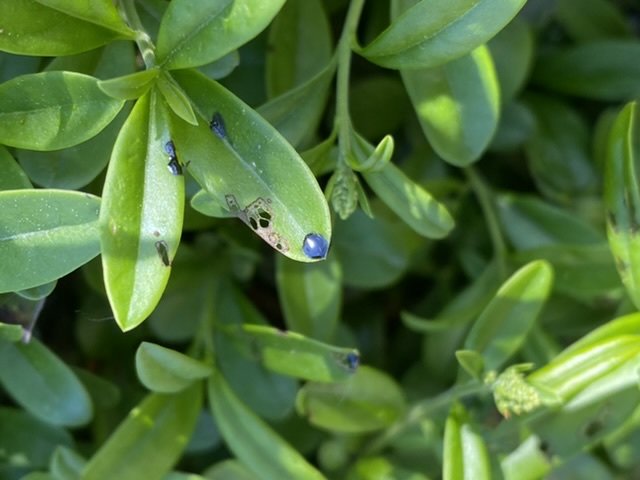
210, 112, 227, 140
302, 233, 329, 259
155, 240, 171, 267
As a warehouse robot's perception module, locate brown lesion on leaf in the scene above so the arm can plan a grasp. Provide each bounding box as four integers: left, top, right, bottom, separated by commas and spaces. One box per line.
225, 194, 289, 253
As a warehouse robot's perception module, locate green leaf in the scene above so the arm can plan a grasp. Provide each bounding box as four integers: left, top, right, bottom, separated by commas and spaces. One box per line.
170, 69, 331, 262
190, 190, 236, 219
50, 446, 86, 480
497, 193, 604, 250
0, 338, 93, 427
0, 322, 24, 342
488, 18, 534, 103
524, 94, 598, 201
208, 370, 326, 480
363, 162, 455, 238
348, 457, 430, 480
605, 101, 640, 309
443, 404, 491, 480
359, 0, 527, 69
157, 72, 198, 126
0, 189, 101, 293
0, 407, 72, 470
464, 260, 553, 371
83, 384, 202, 480
532, 41, 640, 101
258, 61, 335, 148
0, 0, 128, 56
228, 324, 359, 382
34, 0, 135, 37
401, 45, 500, 166
0, 71, 124, 150
276, 252, 341, 341
455, 350, 485, 380
156, 0, 286, 70
501, 436, 551, 480
0, 145, 31, 190
203, 460, 259, 480
489, 101, 535, 152
555, 0, 633, 42
265, 0, 332, 98
100, 91, 185, 331
98, 68, 161, 100
17, 105, 130, 190
296, 366, 406, 433
135, 342, 213, 393
347, 133, 394, 173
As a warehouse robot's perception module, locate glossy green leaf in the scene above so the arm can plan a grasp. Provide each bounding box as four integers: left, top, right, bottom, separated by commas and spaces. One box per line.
0, 1, 127, 56
497, 194, 604, 250
359, 0, 527, 69
83, 384, 202, 480
532, 41, 640, 101
347, 134, 394, 173
0, 145, 31, 190
17, 106, 129, 190
605, 101, 640, 309
524, 94, 598, 201
0, 322, 24, 342
214, 282, 298, 420
0, 189, 101, 293
0, 337, 93, 427
208, 370, 326, 480
50, 446, 86, 480
0, 71, 124, 150
98, 68, 161, 100
0, 407, 72, 470
465, 260, 553, 371
170, 69, 331, 262
203, 460, 259, 480
190, 190, 236, 219
488, 18, 534, 102
555, 0, 633, 42
157, 72, 197, 125
258, 61, 335, 148
100, 91, 185, 331
276, 252, 341, 341
34, 0, 134, 37
228, 324, 359, 382
348, 457, 430, 480
156, 0, 285, 70
296, 366, 406, 433
363, 162, 455, 238
500, 436, 551, 480
265, 0, 332, 98
402, 45, 500, 166
136, 342, 212, 393
443, 404, 491, 480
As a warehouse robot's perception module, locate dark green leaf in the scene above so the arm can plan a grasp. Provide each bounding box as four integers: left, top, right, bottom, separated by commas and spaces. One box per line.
0, 71, 124, 150
276, 252, 341, 341
0, 338, 93, 427
265, 0, 332, 98
100, 91, 184, 331
359, 0, 527, 69
0, 145, 31, 190
401, 45, 500, 166
532, 41, 640, 101
203, 460, 259, 480
156, 0, 285, 70
0, 407, 72, 469
555, 0, 633, 42
208, 370, 326, 480
157, 72, 197, 125
171, 69, 331, 262
34, 0, 134, 37
296, 366, 406, 433
604, 101, 640, 309
135, 342, 212, 393
465, 260, 553, 371
83, 384, 202, 480
0, 0, 128, 56
50, 446, 86, 480
489, 101, 535, 152
0, 189, 100, 293
443, 404, 491, 480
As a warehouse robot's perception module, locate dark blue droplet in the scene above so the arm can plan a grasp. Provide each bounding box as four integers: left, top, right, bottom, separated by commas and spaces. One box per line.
302, 233, 329, 259
345, 351, 360, 371
164, 140, 176, 158
210, 112, 227, 140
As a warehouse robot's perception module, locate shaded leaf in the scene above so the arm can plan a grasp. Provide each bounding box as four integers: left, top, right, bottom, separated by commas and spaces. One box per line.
443, 404, 491, 480
34, 0, 134, 37
98, 68, 161, 100
555, 0, 633, 42
0, 189, 100, 293
0, 145, 31, 190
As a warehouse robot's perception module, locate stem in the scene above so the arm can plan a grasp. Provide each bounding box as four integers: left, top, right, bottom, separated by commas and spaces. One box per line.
119, 0, 156, 68
335, 0, 366, 156
363, 381, 488, 455
465, 166, 509, 279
